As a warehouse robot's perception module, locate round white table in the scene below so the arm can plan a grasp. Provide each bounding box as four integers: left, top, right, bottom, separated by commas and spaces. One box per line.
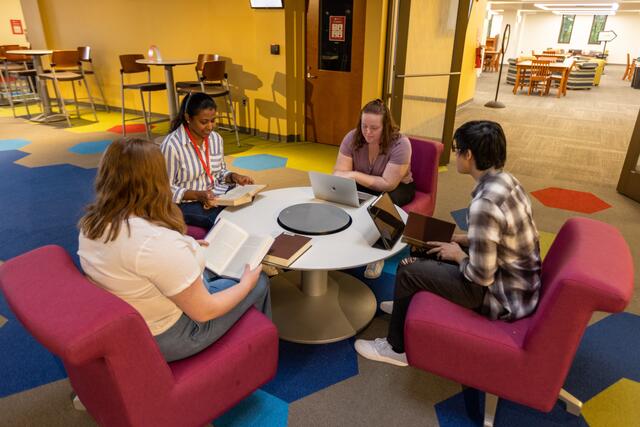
135, 59, 196, 120
5, 49, 66, 123
219, 187, 408, 344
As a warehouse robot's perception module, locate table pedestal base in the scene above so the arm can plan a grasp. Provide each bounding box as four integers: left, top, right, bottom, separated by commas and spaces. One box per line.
28, 112, 67, 123
271, 270, 376, 344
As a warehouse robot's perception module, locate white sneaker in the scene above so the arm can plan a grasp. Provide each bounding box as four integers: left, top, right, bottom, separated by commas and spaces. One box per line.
379, 300, 393, 315
364, 260, 384, 279
354, 338, 408, 367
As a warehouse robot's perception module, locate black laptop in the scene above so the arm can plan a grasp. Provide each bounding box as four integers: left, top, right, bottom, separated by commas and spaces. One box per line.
367, 192, 405, 250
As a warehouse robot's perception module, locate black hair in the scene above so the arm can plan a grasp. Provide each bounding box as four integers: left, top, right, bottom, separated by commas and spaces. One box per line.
169, 92, 217, 132
453, 120, 506, 170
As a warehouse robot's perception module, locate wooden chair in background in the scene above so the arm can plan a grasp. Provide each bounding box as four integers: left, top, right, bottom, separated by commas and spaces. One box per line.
622, 53, 636, 81
77, 46, 109, 111
39, 50, 98, 126
528, 60, 551, 95
175, 53, 217, 94
546, 60, 574, 98
490, 52, 502, 72
118, 54, 167, 138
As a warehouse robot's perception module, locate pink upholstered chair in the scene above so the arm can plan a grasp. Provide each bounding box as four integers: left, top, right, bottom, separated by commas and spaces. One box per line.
187, 224, 208, 240
404, 218, 633, 426
401, 137, 444, 216
0, 245, 279, 427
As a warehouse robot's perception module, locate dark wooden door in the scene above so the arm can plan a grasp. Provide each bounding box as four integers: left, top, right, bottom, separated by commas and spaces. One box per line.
306, 0, 366, 145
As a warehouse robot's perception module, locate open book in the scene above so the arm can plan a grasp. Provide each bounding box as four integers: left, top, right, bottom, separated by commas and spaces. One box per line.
202, 217, 275, 279
263, 232, 312, 267
215, 184, 267, 207
402, 212, 456, 249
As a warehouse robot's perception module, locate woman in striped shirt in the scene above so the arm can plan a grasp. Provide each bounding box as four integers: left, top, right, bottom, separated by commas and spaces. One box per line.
161, 92, 254, 230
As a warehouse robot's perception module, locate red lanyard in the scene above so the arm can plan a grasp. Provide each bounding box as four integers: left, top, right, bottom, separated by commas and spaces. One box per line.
184, 125, 214, 185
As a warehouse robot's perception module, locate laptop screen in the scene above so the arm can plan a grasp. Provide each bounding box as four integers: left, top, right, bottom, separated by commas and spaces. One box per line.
367, 193, 405, 250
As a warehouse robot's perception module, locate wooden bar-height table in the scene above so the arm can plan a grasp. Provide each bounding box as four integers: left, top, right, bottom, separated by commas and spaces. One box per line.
135, 59, 195, 121
6, 49, 66, 122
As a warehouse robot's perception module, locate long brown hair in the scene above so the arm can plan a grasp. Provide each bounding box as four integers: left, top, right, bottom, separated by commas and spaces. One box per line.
79, 137, 186, 241
352, 99, 400, 155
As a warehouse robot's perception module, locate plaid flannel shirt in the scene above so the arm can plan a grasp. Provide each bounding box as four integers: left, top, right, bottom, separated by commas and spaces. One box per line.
459, 170, 541, 320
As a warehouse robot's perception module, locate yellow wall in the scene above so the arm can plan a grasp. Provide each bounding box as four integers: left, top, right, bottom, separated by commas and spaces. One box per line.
458, 0, 487, 104
32, 0, 427, 141
361, 0, 388, 106
37, 0, 296, 138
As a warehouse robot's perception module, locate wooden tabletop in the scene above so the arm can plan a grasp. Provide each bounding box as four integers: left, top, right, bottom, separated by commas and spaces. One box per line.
136, 59, 196, 66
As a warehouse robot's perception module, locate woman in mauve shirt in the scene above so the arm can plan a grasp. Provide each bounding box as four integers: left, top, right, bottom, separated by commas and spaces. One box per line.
333, 99, 414, 278
333, 98, 414, 206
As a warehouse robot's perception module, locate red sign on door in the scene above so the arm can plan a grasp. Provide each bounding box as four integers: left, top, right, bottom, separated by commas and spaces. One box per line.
329, 16, 346, 42
10, 19, 23, 35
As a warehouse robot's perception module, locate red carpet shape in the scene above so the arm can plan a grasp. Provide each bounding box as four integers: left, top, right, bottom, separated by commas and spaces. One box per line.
531, 187, 611, 214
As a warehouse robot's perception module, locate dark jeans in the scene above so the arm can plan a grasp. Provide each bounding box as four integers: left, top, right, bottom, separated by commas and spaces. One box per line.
357, 181, 416, 206
178, 202, 224, 231
387, 259, 486, 353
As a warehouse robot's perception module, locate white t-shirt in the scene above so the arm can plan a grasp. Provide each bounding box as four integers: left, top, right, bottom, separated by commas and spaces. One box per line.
78, 217, 205, 335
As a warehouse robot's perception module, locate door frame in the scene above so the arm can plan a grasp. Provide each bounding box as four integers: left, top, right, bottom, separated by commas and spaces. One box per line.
617, 107, 640, 202
387, 0, 474, 166
304, 0, 366, 145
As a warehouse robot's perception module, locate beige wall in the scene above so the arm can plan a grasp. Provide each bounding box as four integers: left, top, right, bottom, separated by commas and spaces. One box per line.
0, 0, 28, 46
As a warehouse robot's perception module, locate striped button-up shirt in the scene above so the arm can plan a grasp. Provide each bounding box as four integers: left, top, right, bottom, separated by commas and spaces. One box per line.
459, 170, 541, 321
160, 126, 233, 204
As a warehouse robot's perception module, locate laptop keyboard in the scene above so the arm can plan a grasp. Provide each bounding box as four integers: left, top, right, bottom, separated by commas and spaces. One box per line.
357, 191, 374, 204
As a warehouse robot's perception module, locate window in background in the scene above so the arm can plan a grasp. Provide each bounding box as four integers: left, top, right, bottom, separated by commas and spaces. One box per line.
558, 15, 575, 44
588, 15, 607, 44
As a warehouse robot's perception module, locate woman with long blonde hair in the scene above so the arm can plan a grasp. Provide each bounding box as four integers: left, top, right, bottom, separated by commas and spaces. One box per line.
78, 137, 270, 361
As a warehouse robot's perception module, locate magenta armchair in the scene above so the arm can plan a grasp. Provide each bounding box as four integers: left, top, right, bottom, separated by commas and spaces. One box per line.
0, 245, 279, 427
404, 218, 633, 426
401, 137, 444, 217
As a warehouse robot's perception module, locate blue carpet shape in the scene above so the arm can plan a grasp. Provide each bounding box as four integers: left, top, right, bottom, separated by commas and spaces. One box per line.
0, 139, 30, 151
0, 150, 96, 264
233, 154, 287, 171
563, 312, 640, 401
261, 339, 358, 403
450, 208, 469, 231
214, 389, 288, 427
0, 293, 67, 397
68, 139, 112, 154
436, 389, 588, 427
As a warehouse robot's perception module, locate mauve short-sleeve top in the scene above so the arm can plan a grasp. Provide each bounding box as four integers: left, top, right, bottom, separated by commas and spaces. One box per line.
339, 129, 413, 184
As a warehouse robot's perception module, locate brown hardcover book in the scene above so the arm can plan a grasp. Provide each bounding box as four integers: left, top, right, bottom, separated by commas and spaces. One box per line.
215, 184, 266, 207
402, 212, 456, 249
263, 232, 312, 267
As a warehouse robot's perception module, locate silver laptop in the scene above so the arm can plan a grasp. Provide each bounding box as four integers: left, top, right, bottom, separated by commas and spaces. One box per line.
309, 171, 372, 207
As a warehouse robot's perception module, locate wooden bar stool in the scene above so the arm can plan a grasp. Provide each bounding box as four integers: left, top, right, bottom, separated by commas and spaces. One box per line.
119, 54, 167, 138
38, 49, 98, 126
77, 46, 109, 111
176, 60, 240, 146
2, 49, 40, 118
175, 53, 216, 92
